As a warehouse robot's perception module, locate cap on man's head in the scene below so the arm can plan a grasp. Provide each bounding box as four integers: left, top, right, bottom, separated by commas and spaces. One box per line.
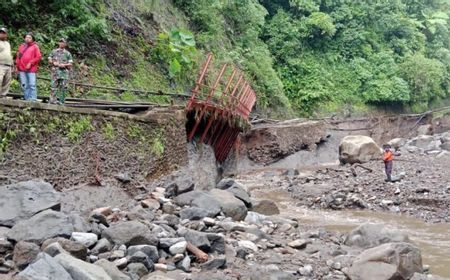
0, 27, 7, 34
383, 144, 391, 149
59, 38, 67, 43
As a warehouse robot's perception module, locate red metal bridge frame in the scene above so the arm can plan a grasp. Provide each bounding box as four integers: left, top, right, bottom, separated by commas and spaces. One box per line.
186, 53, 257, 162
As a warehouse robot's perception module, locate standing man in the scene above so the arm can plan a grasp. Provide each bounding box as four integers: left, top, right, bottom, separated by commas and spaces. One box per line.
48, 38, 73, 104
16, 33, 42, 101
383, 144, 394, 182
0, 27, 13, 98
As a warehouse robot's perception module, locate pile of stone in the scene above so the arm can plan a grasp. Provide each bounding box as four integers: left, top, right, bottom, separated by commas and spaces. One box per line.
389, 132, 450, 158
0, 178, 280, 279
0, 178, 446, 280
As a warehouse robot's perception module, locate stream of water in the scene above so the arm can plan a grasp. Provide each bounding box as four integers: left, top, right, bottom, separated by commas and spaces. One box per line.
257, 190, 450, 277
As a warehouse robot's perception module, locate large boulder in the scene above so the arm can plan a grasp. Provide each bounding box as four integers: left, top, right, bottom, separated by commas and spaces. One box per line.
387, 138, 407, 151
410, 135, 441, 151
55, 253, 112, 280
209, 189, 248, 221
17, 253, 73, 280
102, 221, 157, 246
174, 191, 221, 218
7, 210, 74, 244
344, 223, 409, 249
339, 135, 382, 164
250, 199, 280, 216
348, 242, 423, 280
0, 180, 60, 227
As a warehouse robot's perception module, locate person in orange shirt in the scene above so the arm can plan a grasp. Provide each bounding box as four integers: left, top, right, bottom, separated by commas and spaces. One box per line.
383, 144, 394, 182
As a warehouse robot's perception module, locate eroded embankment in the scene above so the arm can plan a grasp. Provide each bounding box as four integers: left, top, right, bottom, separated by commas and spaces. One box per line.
225, 113, 433, 174
0, 99, 187, 192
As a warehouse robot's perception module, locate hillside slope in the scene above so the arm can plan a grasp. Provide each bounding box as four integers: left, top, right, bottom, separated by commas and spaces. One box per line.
1, 0, 450, 117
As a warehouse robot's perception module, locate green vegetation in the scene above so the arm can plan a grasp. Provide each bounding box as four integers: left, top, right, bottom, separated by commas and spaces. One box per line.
151, 129, 165, 157
66, 116, 94, 142
102, 122, 116, 140
2, 0, 450, 117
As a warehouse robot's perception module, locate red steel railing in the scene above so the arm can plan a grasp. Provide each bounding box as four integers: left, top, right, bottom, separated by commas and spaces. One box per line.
186, 53, 257, 162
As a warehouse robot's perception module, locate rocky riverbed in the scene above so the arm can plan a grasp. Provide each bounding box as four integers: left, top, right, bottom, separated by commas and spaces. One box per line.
0, 130, 449, 280
0, 174, 448, 280
277, 132, 450, 224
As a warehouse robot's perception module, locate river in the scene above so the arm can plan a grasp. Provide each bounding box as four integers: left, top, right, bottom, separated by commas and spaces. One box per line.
255, 189, 450, 277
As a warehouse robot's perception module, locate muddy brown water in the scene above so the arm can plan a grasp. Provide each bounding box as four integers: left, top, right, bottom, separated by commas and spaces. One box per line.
256, 189, 450, 277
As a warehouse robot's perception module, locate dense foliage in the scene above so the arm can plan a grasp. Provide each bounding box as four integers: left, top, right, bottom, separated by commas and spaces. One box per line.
258, 0, 450, 114
2, 0, 450, 116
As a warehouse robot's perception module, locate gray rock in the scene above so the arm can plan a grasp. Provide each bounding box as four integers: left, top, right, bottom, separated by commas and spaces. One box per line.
348, 242, 422, 280
244, 211, 267, 225
441, 142, 450, 151
344, 223, 409, 249
128, 251, 155, 270
216, 178, 238, 190
13, 241, 40, 270
0, 180, 60, 227
42, 238, 87, 260
0, 226, 10, 239
169, 241, 187, 255
69, 212, 91, 232
0, 239, 13, 254
115, 173, 132, 183
127, 245, 159, 263
180, 207, 209, 220
126, 205, 155, 222
95, 259, 131, 280
412, 135, 435, 149
207, 232, 226, 254
299, 265, 313, 276
17, 253, 73, 280
92, 238, 112, 255
7, 210, 74, 244
55, 252, 112, 280
287, 239, 309, 250
142, 272, 177, 280
114, 257, 128, 269
126, 263, 148, 278
102, 221, 157, 246
182, 229, 211, 252
71, 232, 98, 248
226, 184, 251, 207
43, 242, 69, 257
268, 271, 297, 280
178, 255, 191, 272
388, 138, 407, 150
250, 200, 280, 216
209, 189, 247, 221
201, 256, 226, 270
172, 176, 195, 195
410, 273, 450, 280
174, 191, 221, 217
158, 238, 185, 250
237, 240, 258, 252
339, 135, 382, 164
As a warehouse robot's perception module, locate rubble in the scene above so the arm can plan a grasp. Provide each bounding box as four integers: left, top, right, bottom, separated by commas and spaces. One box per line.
1, 130, 449, 279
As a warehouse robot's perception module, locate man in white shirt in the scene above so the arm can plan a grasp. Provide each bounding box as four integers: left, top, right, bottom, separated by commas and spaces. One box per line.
0, 27, 13, 98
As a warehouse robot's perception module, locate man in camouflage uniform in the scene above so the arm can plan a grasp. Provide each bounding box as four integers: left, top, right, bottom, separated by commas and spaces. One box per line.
48, 38, 73, 104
